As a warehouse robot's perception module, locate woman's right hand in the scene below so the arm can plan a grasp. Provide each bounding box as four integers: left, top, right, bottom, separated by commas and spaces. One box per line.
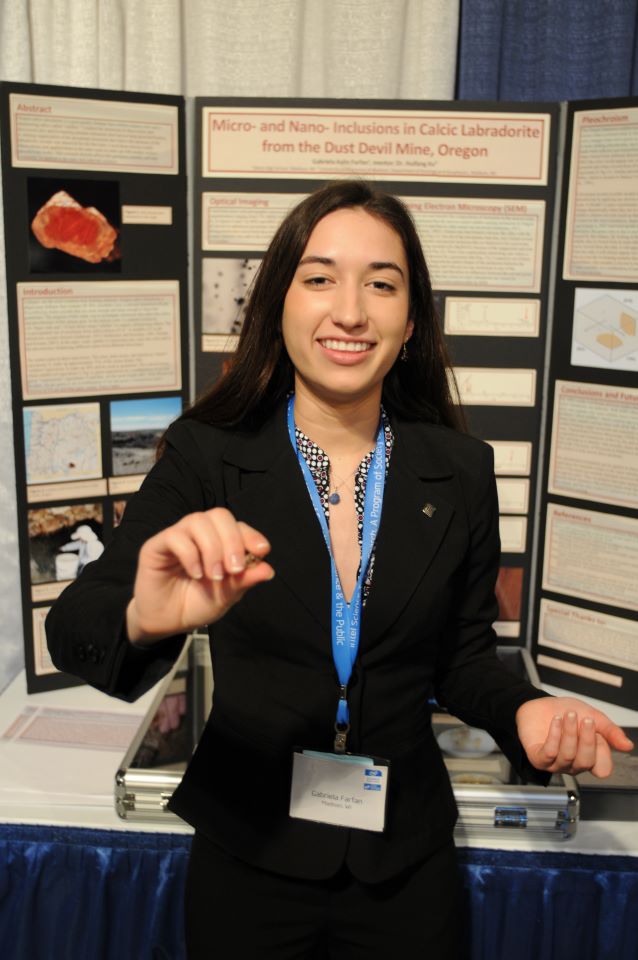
125, 508, 274, 645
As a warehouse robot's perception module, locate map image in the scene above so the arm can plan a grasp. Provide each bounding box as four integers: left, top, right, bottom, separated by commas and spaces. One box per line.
23, 403, 102, 485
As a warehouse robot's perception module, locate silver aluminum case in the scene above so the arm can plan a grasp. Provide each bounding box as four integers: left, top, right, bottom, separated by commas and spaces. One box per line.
448, 647, 578, 841
453, 781, 578, 840
115, 633, 209, 823
115, 642, 579, 839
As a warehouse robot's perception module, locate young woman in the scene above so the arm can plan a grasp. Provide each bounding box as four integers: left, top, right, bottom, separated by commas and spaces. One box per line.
47, 180, 632, 959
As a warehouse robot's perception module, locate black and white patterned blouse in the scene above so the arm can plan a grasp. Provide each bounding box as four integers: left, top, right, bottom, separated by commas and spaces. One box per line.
295, 410, 394, 602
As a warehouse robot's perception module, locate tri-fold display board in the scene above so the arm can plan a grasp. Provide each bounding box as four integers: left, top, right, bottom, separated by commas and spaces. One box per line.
192, 96, 559, 680
1, 84, 636, 709
0, 83, 189, 691
531, 99, 638, 709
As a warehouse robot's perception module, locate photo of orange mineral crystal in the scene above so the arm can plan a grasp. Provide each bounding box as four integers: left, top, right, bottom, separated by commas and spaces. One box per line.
31, 190, 119, 264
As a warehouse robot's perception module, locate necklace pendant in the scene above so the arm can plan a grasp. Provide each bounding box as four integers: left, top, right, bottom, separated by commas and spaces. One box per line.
328, 492, 341, 505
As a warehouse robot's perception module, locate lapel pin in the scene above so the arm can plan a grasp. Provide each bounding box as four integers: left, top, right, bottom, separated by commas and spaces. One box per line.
422, 502, 436, 518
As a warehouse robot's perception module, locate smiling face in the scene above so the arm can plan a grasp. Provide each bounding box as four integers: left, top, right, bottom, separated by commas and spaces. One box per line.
281, 206, 413, 407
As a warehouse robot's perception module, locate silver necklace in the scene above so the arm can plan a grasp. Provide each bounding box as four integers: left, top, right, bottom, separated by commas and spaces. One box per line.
328, 461, 362, 505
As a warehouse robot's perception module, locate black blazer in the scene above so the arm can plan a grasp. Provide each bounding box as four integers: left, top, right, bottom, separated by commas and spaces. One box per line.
46, 403, 548, 882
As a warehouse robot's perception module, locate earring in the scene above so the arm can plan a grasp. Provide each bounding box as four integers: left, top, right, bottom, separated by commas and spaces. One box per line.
400, 342, 408, 362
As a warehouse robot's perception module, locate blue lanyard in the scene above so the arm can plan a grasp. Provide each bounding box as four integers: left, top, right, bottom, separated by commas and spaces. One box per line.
286, 396, 386, 752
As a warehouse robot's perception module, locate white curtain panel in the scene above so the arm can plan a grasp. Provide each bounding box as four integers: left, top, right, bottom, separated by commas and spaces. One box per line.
1, 0, 459, 96
183, 0, 459, 98
0, 0, 458, 690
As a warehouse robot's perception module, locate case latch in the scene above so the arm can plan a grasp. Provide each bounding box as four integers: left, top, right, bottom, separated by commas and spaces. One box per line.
494, 805, 527, 828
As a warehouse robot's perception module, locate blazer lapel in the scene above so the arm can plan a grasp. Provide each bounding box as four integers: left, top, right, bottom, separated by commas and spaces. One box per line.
361, 419, 456, 650
219, 407, 459, 648
222, 405, 331, 635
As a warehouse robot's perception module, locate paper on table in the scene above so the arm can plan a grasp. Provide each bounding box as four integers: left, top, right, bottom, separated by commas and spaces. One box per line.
0, 671, 148, 806
3, 705, 142, 751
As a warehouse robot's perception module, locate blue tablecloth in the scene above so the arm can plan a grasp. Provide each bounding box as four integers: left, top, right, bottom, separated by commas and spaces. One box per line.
1, 824, 637, 959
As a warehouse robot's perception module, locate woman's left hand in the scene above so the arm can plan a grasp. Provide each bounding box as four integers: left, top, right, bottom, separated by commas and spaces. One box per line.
516, 696, 634, 777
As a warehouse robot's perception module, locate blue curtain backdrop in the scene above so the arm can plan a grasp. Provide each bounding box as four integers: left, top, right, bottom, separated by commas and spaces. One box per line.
1, 826, 637, 960
457, 0, 638, 101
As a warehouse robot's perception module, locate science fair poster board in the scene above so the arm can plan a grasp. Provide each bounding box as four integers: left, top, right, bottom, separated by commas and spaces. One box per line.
4, 87, 635, 708
532, 97, 638, 710
0, 82, 189, 693
193, 96, 559, 649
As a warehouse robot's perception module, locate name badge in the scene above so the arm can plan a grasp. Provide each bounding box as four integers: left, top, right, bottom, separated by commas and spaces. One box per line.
289, 750, 389, 832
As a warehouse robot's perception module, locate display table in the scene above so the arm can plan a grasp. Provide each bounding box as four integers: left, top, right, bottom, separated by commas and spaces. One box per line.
1, 671, 637, 960
2, 824, 637, 960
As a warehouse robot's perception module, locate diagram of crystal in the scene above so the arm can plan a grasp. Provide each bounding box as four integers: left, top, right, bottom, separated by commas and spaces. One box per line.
574, 295, 638, 363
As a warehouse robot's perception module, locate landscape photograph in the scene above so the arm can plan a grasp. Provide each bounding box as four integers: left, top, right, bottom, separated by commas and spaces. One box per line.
110, 396, 182, 476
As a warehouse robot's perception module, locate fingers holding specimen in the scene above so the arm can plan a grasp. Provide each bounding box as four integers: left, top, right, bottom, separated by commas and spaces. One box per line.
204, 508, 270, 577
131, 510, 275, 641
143, 525, 210, 581
236, 520, 271, 558
144, 510, 272, 584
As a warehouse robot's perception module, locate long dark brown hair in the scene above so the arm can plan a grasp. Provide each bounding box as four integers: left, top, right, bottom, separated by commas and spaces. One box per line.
183, 180, 463, 431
